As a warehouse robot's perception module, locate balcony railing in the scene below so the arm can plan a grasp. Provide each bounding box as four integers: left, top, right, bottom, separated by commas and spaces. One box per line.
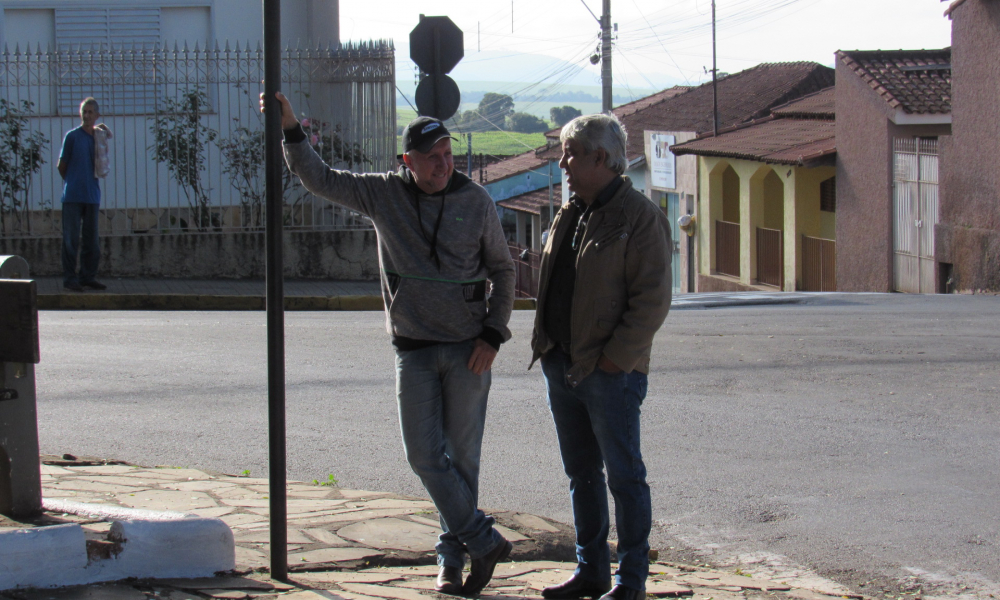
802, 235, 836, 291
715, 220, 740, 278
509, 245, 540, 299
756, 227, 783, 288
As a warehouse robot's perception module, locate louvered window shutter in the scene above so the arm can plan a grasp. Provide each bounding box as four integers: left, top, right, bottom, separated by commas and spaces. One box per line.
55, 8, 161, 115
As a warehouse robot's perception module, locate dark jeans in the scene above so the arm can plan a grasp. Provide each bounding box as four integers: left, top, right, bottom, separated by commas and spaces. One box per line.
541, 348, 651, 591
62, 202, 100, 285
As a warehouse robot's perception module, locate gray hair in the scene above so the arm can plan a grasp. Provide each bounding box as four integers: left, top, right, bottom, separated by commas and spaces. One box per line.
559, 113, 628, 174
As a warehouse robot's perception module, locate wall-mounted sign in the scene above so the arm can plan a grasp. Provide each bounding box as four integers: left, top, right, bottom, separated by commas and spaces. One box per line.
650, 133, 676, 189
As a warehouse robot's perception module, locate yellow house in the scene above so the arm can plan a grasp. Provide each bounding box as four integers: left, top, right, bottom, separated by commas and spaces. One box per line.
672, 88, 837, 292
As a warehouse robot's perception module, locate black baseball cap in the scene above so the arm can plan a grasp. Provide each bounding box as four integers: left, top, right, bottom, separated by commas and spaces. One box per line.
403, 117, 456, 153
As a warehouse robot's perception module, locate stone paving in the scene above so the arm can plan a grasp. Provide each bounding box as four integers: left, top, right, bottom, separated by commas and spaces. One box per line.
0, 457, 858, 600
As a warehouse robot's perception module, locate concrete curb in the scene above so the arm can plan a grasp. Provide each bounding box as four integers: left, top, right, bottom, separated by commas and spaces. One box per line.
0, 501, 234, 591
37, 294, 540, 311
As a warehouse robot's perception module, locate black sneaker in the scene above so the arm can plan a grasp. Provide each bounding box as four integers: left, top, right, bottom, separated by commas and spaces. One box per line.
64, 282, 84, 292
81, 280, 107, 290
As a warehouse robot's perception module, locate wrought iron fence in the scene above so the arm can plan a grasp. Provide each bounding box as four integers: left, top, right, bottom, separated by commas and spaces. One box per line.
0, 41, 395, 238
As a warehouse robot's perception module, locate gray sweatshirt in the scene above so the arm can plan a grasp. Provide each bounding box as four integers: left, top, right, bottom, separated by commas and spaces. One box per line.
283, 137, 515, 347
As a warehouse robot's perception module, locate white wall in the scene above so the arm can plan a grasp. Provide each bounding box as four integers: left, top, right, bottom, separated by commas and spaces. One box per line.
0, 0, 339, 49
2, 7, 53, 49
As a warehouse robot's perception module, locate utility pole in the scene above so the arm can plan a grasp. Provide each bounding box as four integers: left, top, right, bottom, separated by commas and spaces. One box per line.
601, 0, 612, 113
712, 0, 719, 136
467, 133, 473, 176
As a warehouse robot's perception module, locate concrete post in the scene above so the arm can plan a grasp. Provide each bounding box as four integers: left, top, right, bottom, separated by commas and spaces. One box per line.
0, 255, 43, 519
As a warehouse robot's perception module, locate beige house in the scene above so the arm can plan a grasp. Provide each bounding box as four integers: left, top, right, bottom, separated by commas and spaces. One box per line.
672, 88, 837, 292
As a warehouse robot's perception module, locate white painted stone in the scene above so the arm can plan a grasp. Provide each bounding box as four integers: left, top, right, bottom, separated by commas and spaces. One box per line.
0, 523, 88, 590
89, 518, 235, 580
1, 516, 236, 591
43, 498, 196, 521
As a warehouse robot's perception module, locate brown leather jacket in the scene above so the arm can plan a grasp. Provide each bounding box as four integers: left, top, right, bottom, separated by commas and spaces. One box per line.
530, 176, 672, 386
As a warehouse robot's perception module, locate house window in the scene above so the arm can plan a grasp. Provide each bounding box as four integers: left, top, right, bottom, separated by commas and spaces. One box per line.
820, 176, 836, 213
55, 8, 162, 115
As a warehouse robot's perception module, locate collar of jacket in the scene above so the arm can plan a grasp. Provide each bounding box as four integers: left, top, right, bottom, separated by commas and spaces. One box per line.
567, 175, 632, 216
398, 165, 472, 197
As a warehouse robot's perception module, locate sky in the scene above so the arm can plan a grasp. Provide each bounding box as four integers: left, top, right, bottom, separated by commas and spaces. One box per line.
338, 0, 954, 98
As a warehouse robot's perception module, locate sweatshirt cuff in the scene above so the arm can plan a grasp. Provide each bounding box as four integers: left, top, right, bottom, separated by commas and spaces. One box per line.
283, 123, 306, 144
478, 327, 504, 351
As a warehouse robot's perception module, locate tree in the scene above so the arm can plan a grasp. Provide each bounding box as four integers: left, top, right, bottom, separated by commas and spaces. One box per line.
478, 93, 515, 128
0, 99, 48, 234
150, 88, 219, 231
214, 85, 370, 229
550, 105, 582, 127
507, 112, 550, 133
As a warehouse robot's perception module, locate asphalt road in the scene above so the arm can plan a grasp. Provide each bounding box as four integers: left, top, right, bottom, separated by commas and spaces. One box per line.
32, 293, 1000, 598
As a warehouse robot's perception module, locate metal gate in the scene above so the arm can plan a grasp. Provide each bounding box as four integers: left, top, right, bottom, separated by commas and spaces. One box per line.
893, 138, 939, 293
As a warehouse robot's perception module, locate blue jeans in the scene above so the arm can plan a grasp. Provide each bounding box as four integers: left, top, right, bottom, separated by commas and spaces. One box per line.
62, 202, 100, 285
395, 339, 503, 568
542, 348, 651, 591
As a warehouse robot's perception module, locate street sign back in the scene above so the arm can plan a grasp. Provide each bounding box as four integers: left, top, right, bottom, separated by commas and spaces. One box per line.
415, 74, 461, 121
410, 16, 464, 74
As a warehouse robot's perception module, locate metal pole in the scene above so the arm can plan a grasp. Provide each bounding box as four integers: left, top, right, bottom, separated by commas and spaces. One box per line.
467, 133, 473, 175
712, 0, 719, 136
262, 0, 288, 582
601, 0, 612, 114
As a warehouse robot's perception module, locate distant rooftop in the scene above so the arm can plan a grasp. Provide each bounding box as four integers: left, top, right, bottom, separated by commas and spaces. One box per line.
480, 149, 550, 184
771, 87, 836, 119
497, 184, 562, 215
671, 86, 836, 167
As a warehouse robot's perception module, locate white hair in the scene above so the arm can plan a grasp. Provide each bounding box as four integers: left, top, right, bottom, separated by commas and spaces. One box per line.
559, 113, 628, 174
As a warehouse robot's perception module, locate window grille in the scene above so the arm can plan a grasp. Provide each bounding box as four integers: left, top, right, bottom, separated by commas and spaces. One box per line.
820, 176, 836, 213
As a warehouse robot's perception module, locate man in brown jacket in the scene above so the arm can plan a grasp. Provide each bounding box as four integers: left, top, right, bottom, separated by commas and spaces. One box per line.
531, 113, 672, 600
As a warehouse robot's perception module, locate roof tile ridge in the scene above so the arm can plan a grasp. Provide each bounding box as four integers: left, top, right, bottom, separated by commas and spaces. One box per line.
839, 51, 904, 109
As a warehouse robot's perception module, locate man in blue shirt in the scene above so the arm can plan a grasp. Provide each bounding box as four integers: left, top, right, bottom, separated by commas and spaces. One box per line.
58, 97, 108, 291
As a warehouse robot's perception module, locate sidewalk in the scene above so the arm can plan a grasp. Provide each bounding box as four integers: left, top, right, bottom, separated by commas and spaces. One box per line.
31, 276, 814, 311
0, 456, 857, 600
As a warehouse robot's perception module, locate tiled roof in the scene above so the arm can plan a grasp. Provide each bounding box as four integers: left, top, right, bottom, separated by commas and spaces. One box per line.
613, 85, 691, 118
670, 117, 836, 166
480, 148, 550, 183
944, 0, 968, 17
490, 62, 834, 175
771, 86, 836, 118
837, 48, 951, 114
615, 62, 834, 162
498, 184, 562, 215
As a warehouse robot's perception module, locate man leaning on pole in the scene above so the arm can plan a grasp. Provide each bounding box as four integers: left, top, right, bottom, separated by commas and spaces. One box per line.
531, 113, 673, 600
263, 92, 516, 597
